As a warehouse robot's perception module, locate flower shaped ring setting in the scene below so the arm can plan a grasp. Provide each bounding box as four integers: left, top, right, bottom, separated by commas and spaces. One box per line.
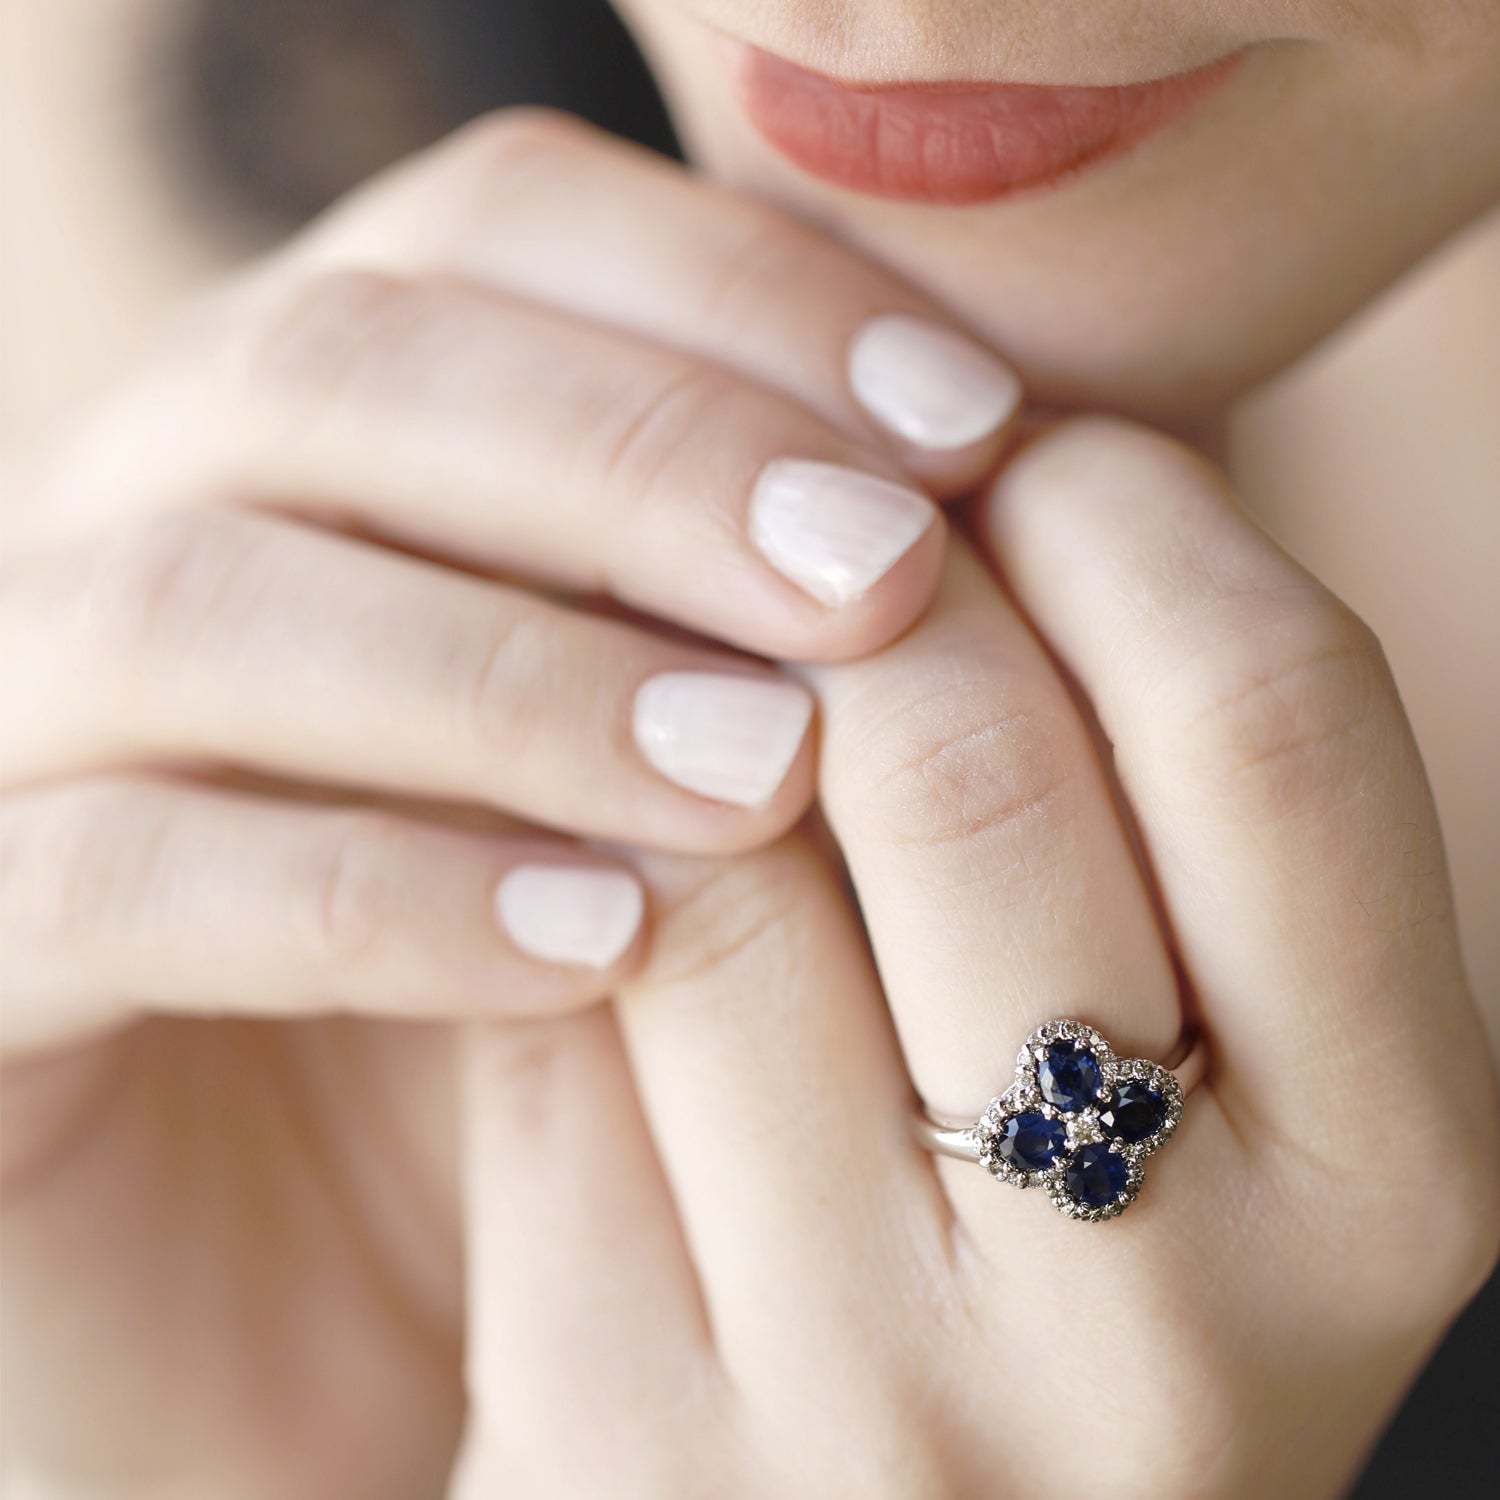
913, 1019, 1206, 1222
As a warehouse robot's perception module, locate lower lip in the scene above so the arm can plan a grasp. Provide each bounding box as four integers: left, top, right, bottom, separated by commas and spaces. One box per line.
735, 46, 1245, 205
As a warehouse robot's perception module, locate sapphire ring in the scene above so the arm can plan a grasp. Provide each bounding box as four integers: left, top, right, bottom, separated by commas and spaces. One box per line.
913, 1019, 1206, 1222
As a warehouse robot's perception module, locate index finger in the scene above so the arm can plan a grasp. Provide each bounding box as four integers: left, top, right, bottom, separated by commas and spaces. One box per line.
289, 110, 1024, 496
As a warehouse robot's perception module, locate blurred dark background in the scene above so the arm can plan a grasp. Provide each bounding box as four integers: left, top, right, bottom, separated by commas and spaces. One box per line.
171, 3, 1497, 1494
174, 0, 679, 233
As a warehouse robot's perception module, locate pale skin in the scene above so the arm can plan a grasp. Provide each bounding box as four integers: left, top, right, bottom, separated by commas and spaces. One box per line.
4, 4, 1500, 1499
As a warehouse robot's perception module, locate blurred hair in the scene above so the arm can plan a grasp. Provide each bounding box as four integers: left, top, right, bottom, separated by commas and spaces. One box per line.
175, 0, 678, 227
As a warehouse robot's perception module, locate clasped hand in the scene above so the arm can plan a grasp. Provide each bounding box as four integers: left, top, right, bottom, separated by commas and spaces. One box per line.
2, 113, 1495, 1500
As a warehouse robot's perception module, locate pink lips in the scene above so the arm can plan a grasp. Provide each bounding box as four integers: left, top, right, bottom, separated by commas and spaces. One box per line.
736, 46, 1244, 205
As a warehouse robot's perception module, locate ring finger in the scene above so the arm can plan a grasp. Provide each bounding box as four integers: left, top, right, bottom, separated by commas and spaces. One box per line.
805, 541, 1181, 1128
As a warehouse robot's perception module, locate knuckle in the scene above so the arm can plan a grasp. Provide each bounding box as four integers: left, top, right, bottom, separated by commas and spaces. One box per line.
1286, 1102, 1500, 1334
301, 812, 406, 971
239, 267, 418, 411
1167, 597, 1394, 819
1066, 1332, 1235, 1495
466, 1023, 581, 1148
970, 1294, 1232, 1495
469, 1022, 575, 1097
443, 105, 591, 183
1380, 1149, 1500, 1325
1428, 1172, 1500, 1318
1456, 1173, 1500, 1306
589, 359, 742, 522
85, 509, 263, 670
1343, 1216, 1500, 1341
693, 198, 911, 371
780, 1427, 955, 1500
459, 604, 565, 767
246, 268, 558, 452
696, 201, 838, 330
403, 108, 602, 270
778, 1363, 964, 1500
838, 666, 1073, 857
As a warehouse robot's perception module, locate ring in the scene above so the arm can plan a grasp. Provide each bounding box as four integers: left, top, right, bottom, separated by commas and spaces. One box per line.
913, 1018, 1206, 1222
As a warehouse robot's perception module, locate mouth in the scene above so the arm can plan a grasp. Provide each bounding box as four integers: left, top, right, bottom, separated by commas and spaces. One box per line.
733, 45, 1246, 205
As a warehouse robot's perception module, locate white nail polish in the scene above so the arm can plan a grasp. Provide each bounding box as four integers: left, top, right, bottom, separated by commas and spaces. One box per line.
495, 865, 644, 969
849, 314, 1022, 451
633, 672, 814, 808
749, 458, 935, 606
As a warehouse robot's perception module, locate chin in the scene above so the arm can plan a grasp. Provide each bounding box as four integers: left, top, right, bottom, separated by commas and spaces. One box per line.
616, 1, 1500, 422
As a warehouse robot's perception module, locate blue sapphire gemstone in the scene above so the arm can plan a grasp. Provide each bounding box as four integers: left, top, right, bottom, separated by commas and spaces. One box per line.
1099, 1081, 1166, 1144
994, 1112, 1067, 1173
1064, 1144, 1129, 1209
1037, 1040, 1105, 1112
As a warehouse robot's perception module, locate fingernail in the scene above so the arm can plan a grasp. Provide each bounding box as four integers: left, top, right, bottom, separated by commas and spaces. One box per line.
495, 864, 645, 969
849, 314, 1022, 451
750, 458, 936, 606
633, 671, 814, 807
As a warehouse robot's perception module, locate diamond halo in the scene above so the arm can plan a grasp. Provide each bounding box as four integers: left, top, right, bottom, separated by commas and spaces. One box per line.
970, 1019, 1186, 1223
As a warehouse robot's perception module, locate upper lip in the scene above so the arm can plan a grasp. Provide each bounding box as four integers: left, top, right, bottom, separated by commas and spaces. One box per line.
698, 8, 1254, 90
738, 57, 1239, 93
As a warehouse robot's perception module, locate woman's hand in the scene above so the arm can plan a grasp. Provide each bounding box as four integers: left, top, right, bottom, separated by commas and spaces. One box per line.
0, 112, 1024, 1495
454, 420, 1500, 1500
5, 110, 1033, 1048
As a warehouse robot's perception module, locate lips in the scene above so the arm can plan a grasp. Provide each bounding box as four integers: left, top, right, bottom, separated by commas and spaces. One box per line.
735, 46, 1244, 205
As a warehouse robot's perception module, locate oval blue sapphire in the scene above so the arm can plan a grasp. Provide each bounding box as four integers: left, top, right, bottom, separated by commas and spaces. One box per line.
1037, 1040, 1105, 1112
994, 1112, 1067, 1173
1064, 1144, 1129, 1209
1099, 1081, 1166, 1144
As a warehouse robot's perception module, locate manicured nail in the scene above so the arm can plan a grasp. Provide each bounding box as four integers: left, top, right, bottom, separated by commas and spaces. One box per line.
633, 671, 814, 807
749, 458, 936, 606
495, 864, 644, 969
849, 314, 1022, 451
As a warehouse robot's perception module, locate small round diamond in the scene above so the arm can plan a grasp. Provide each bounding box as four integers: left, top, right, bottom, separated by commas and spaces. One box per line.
1064, 1144, 1129, 1209
994, 1112, 1067, 1173
1099, 1081, 1167, 1144
1037, 1041, 1105, 1112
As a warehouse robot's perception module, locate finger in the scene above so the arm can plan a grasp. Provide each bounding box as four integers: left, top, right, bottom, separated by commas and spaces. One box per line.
297, 110, 1024, 494
38, 267, 946, 666
0, 776, 646, 1058
613, 837, 937, 1385
453, 1010, 713, 1497
2, 511, 816, 851
981, 418, 1480, 1138
805, 542, 1181, 1120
